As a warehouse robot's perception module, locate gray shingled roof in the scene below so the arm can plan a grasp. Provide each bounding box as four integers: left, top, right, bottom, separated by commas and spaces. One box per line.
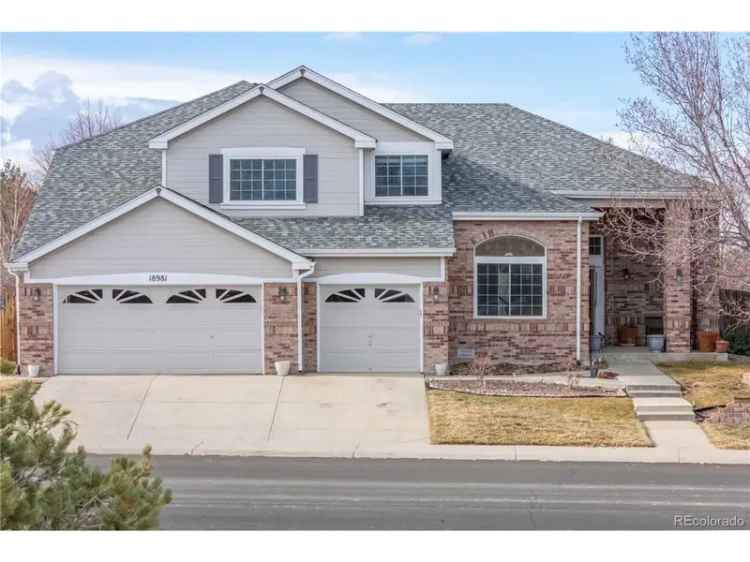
14, 84, 685, 260
387, 103, 690, 196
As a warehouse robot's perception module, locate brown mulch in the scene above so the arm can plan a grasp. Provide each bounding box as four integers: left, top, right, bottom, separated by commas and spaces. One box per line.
427, 378, 623, 398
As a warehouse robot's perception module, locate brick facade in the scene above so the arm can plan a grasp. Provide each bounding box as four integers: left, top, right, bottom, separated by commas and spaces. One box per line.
302, 282, 317, 372
17, 282, 54, 375
263, 282, 299, 374
423, 281, 449, 374
663, 203, 692, 352
448, 221, 590, 370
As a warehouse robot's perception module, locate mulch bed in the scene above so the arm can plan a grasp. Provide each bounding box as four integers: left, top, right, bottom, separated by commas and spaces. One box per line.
449, 362, 570, 377
427, 379, 623, 398
696, 400, 750, 425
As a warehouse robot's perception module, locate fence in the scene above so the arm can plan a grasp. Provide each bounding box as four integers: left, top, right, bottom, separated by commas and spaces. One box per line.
0, 287, 17, 362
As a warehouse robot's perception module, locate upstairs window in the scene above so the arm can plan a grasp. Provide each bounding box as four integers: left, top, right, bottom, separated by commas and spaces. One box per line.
230, 158, 297, 201
375, 155, 428, 197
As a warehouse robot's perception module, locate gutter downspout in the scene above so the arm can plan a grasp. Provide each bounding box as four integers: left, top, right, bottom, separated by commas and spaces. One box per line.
296, 263, 316, 373
576, 215, 582, 365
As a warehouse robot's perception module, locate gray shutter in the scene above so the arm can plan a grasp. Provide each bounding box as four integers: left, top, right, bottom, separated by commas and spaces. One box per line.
303, 154, 318, 203
208, 154, 223, 204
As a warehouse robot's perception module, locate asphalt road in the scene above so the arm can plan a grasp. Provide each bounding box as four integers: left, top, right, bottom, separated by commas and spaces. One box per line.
90, 455, 750, 530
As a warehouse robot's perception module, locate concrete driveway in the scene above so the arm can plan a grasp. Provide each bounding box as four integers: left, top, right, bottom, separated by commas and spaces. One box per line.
34, 374, 429, 456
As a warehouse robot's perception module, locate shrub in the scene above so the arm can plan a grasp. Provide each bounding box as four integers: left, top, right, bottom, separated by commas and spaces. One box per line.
0, 358, 16, 375
723, 326, 750, 356
0, 382, 171, 530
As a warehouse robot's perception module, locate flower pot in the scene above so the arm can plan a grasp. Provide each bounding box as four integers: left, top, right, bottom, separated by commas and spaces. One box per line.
27, 364, 40, 378
274, 361, 291, 376
647, 334, 665, 353
697, 330, 719, 352
434, 362, 448, 377
590, 334, 604, 353
715, 339, 729, 353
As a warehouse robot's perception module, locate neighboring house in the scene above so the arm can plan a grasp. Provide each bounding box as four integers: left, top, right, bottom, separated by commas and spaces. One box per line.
5, 66, 719, 376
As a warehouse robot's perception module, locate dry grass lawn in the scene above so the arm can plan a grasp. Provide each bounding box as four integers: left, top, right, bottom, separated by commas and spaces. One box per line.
659, 361, 750, 449
0, 377, 41, 397
427, 390, 652, 447
659, 361, 749, 408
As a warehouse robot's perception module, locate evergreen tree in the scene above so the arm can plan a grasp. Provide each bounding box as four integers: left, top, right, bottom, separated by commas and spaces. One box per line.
0, 382, 171, 529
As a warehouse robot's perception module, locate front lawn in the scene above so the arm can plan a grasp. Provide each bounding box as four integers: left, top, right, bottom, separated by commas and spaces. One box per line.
427, 390, 651, 447
0, 376, 41, 396
659, 361, 750, 450
659, 361, 749, 408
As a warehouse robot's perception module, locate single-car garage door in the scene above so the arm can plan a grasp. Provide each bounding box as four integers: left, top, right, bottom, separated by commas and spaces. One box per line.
58, 286, 262, 374
319, 285, 420, 372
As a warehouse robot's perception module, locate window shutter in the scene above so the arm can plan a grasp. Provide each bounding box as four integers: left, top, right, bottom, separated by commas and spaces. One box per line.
303, 154, 318, 203
208, 154, 223, 204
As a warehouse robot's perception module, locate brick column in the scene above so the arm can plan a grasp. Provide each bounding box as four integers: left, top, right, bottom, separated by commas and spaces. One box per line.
423, 281, 449, 374
302, 282, 317, 373
263, 283, 298, 375
663, 202, 692, 352
18, 281, 54, 375
693, 210, 720, 335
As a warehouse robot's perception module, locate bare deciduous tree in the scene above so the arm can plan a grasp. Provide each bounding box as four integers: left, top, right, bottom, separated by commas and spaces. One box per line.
603, 32, 750, 326
1, 160, 37, 288
32, 100, 122, 180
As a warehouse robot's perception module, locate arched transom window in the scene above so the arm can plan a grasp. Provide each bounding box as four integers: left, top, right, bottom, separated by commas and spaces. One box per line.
475, 236, 546, 318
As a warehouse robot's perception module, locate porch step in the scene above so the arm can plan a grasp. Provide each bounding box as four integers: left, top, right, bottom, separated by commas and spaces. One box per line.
636, 410, 696, 421
628, 388, 683, 398
633, 397, 695, 421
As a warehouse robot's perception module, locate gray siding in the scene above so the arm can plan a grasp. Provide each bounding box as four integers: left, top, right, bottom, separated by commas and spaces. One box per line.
167, 96, 359, 217
279, 78, 429, 142
30, 199, 293, 279
310, 257, 442, 279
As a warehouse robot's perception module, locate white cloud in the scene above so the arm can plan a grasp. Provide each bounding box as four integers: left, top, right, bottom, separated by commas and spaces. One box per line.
324, 32, 365, 42
328, 71, 430, 102
1, 54, 253, 102
0, 138, 33, 169
403, 33, 441, 45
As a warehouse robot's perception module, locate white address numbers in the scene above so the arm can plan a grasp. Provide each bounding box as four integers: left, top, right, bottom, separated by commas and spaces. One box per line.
148, 274, 168, 283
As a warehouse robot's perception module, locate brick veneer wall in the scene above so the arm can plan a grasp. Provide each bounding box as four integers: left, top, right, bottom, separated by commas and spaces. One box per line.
448, 221, 590, 370
302, 282, 317, 372
263, 282, 298, 374
18, 282, 54, 375
423, 281, 449, 374
663, 203, 692, 352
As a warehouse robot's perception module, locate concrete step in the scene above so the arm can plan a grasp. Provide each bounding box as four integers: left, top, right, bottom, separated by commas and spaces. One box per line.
636, 410, 696, 421
627, 383, 682, 391
628, 388, 683, 398
637, 404, 694, 414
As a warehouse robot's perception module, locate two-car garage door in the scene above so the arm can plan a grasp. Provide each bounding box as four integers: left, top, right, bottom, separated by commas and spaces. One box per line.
319, 285, 421, 373
58, 285, 262, 374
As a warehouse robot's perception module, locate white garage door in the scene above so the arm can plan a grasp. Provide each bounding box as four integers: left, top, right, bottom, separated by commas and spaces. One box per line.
319, 285, 420, 372
58, 286, 262, 374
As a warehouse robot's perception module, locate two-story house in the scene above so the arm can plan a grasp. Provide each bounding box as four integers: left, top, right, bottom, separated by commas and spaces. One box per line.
6, 66, 718, 376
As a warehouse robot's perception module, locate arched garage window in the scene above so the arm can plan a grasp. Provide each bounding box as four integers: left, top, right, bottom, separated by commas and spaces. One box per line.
475, 236, 546, 318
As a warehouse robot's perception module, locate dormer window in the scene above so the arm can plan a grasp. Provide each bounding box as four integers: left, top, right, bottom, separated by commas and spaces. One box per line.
221, 147, 305, 208
375, 155, 428, 197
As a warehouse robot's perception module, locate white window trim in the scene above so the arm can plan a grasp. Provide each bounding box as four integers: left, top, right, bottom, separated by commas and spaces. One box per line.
367, 142, 442, 205
474, 255, 548, 320
220, 147, 305, 209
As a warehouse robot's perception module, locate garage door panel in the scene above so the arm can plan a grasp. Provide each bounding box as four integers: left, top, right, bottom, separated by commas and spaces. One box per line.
319, 284, 420, 373
59, 285, 262, 374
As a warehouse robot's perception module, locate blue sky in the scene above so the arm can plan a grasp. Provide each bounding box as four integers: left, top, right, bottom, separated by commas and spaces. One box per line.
1, 32, 648, 169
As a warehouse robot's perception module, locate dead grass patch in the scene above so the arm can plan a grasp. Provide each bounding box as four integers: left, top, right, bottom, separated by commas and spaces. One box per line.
659, 361, 750, 449
427, 390, 651, 447
0, 377, 41, 396
659, 361, 749, 409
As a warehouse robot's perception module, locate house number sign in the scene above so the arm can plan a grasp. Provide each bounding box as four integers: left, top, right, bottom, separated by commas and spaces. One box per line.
148, 274, 168, 283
